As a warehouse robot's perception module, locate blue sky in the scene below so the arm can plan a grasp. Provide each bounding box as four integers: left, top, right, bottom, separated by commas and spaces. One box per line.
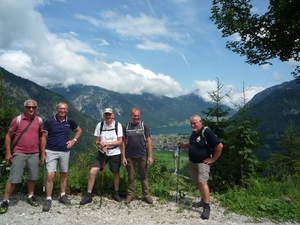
0, 0, 297, 108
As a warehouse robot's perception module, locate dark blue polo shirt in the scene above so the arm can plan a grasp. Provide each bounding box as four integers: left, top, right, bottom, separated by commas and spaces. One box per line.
43, 115, 78, 152
188, 127, 221, 163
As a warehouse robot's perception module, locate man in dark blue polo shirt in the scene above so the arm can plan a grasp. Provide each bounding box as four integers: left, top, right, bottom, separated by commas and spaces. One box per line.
40, 102, 82, 212
177, 114, 223, 220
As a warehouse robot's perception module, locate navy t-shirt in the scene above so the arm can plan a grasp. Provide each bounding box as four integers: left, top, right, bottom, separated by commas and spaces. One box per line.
188, 127, 221, 163
43, 115, 78, 152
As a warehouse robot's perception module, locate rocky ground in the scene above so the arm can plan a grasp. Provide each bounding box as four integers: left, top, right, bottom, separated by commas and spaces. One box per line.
0, 193, 297, 225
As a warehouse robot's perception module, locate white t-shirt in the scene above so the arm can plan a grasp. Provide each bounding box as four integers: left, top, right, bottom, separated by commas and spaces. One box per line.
94, 120, 123, 156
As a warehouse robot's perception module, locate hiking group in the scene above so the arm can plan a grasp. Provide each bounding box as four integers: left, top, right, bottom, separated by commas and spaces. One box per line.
0, 99, 223, 220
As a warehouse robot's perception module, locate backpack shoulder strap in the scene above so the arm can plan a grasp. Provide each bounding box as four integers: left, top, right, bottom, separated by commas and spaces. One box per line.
37, 116, 42, 127
141, 121, 146, 141
202, 126, 208, 139
48, 116, 55, 131
16, 115, 22, 126
115, 121, 118, 136
99, 121, 104, 134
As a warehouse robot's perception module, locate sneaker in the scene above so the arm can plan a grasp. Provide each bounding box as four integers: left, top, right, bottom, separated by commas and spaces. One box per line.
124, 196, 133, 205
0, 201, 9, 214
201, 205, 210, 220
42, 199, 52, 212
27, 196, 39, 207
79, 193, 92, 205
112, 191, 122, 202
144, 195, 153, 204
59, 195, 71, 205
192, 199, 203, 208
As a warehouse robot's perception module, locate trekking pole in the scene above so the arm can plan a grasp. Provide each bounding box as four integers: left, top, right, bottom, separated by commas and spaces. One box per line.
175, 147, 181, 203
99, 156, 106, 208
43, 163, 46, 192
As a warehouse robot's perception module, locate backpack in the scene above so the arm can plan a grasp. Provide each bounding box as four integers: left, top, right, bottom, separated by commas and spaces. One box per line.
125, 121, 146, 142
99, 121, 119, 135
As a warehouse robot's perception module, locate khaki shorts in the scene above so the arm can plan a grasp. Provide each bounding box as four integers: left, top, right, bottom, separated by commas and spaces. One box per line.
189, 161, 210, 183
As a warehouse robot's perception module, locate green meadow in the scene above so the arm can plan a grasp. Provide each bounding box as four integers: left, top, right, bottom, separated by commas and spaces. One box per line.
153, 149, 189, 172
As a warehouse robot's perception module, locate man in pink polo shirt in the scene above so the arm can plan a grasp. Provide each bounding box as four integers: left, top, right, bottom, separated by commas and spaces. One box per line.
0, 99, 43, 214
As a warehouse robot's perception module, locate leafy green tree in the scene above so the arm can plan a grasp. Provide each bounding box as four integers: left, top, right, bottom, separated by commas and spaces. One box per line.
201, 77, 231, 138
224, 103, 261, 188
201, 78, 232, 192
203, 81, 261, 192
267, 121, 300, 181
210, 0, 300, 82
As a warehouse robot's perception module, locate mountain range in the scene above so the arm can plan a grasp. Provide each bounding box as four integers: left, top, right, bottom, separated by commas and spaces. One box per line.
1, 66, 300, 160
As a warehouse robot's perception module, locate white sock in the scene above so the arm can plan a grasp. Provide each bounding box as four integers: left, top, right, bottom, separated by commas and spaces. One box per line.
61, 192, 66, 197
46, 197, 52, 200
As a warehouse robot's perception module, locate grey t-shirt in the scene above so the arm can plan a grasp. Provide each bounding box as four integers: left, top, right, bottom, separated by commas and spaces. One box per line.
123, 121, 150, 158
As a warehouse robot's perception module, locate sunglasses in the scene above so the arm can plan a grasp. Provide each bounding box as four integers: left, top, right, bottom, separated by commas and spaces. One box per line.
25, 106, 37, 109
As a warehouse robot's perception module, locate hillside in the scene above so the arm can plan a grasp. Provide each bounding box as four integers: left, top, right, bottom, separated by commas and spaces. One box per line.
245, 79, 300, 160
0, 67, 98, 159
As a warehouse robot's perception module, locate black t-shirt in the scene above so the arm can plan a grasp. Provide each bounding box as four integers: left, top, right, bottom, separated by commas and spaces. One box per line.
188, 127, 221, 163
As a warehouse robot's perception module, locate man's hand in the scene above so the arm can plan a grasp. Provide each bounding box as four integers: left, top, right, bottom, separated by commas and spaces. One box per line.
5, 151, 12, 165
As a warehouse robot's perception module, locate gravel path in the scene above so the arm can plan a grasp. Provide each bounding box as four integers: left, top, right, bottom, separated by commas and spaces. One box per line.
0, 193, 297, 225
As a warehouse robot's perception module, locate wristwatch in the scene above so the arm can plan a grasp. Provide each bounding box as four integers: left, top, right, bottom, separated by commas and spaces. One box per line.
109, 142, 112, 146
73, 138, 77, 142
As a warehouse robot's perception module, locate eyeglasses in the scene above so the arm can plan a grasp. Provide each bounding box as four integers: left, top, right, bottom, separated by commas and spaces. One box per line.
58, 108, 67, 110
25, 106, 37, 110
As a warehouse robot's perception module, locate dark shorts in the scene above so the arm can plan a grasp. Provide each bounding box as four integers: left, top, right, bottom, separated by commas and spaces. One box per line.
92, 151, 121, 173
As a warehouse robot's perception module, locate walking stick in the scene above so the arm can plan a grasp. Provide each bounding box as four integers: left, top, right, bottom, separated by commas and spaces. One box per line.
43, 163, 46, 192
99, 156, 106, 207
175, 147, 181, 203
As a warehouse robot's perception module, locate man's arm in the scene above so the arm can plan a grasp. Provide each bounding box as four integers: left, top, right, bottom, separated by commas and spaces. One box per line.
211, 142, 223, 163
121, 139, 127, 166
146, 136, 153, 165
4, 131, 14, 164
73, 126, 82, 142
40, 132, 48, 164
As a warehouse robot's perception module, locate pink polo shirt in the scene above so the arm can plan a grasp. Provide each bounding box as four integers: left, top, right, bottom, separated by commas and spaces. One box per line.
9, 114, 41, 154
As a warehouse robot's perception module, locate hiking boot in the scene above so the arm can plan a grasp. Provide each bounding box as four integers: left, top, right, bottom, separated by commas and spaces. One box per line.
42, 199, 52, 212
201, 205, 210, 220
0, 201, 9, 214
112, 191, 122, 202
192, 199, 203, 208
59, 195, 71, 205
144, 195, 153, 204
79, 193, 92, 205
27, 196, 39, 207
124, 196, 133, 205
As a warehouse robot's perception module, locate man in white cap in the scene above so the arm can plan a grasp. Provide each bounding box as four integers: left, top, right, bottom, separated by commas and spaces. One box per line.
80, 108, 123, 205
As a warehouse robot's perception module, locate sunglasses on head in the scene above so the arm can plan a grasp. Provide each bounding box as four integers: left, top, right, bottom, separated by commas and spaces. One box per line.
25, 106, 37, 109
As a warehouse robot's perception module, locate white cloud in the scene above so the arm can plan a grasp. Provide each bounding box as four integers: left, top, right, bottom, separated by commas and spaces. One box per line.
193, 80, 264, 109
136, 40, 173, 52
273, 71, 285, 81
261, 64, 270, 70
74, 11, 192, 44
